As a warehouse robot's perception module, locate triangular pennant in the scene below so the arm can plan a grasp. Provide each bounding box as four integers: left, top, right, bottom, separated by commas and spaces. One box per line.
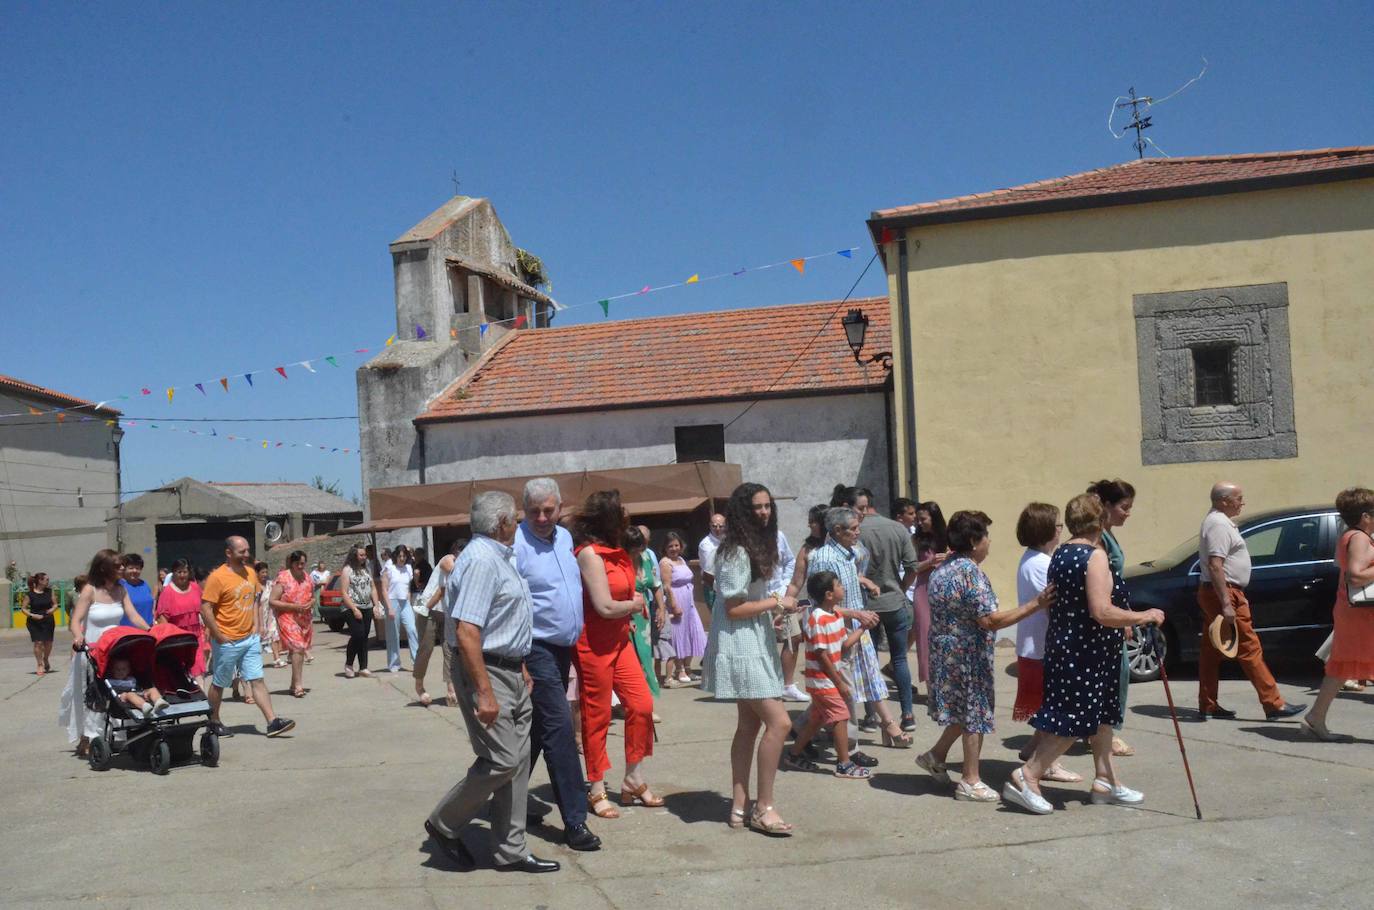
599, 300, 609, 317
27, 406, 41, 415
115, 395, 128, 401
211, 428, 217, 436
166, 388, 174, 403
879, 227, 894, 245
837, 249, 853, 258
342, 449, 350, 454
324, 356, 339, 367
450, 328, 457, 339
219, 377, 229, 392
150, 424, 159, 429
790, 258, 806, 274
195, 382, 206, 395
244, 373, 254, 387
95, 401, 107, 410
638, 285, 650, 295
141, 388, 151, 396
415, 325, 427, 340
479, 324, 489, 336
513, 315, 527, 329
353, 348, 369, 354
385, 335, 395, 347
301, 360, 316, 373
732, 268, 746, 276
105, 419, 115, 427
274, 366, 288, 379
685, 274, 699, 284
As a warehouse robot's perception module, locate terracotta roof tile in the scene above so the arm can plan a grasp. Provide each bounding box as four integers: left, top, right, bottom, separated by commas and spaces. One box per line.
416, 297, 891, 423
871, 146, 1374, 228
0, 373, 122, 416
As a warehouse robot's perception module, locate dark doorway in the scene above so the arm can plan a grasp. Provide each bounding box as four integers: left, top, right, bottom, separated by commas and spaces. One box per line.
155, 521, 255, 573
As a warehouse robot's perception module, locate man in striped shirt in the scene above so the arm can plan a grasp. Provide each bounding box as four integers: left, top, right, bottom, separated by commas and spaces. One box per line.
781, 570, 869, 779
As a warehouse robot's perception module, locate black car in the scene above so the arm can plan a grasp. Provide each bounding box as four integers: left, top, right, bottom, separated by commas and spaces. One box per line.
1122, 505, 1342, 682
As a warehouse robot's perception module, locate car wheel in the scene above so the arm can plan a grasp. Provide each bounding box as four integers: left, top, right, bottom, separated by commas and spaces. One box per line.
1127, 623, 1167, 683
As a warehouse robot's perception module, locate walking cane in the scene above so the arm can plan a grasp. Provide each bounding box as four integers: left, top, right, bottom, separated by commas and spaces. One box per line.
1154, 634, 1203, 820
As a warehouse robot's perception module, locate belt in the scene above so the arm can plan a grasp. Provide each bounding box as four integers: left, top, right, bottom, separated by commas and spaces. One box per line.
482, 652, 525, 672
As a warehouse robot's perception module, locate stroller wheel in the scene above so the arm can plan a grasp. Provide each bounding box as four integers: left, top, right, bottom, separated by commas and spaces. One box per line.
88, 737, 112, 772
200, 730, 220, 767
149, 740, 172, 776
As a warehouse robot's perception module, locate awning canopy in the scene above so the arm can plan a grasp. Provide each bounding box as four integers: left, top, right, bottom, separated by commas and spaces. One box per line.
335, 462, 740, 535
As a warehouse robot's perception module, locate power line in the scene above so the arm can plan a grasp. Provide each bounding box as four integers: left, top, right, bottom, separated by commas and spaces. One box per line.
722, 251, 881, 432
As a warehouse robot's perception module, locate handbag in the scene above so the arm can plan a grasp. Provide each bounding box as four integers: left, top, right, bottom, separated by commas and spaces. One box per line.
1346, 530, 1374, 606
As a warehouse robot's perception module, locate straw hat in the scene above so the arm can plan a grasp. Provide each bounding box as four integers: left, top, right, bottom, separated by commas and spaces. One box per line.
1208, 614, 1239, 659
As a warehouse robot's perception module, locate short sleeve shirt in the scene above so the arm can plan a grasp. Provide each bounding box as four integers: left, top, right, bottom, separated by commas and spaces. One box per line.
1014, 549, 1051, 660
803, 606, 846, 692
698, 535, 722, 578
1199, 510, 1251, 587
447, 535, 533, 659
202, 564, 261, 643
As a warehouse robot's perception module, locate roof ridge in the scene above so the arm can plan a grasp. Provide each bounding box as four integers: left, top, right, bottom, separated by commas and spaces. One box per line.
510, 295, 888, 338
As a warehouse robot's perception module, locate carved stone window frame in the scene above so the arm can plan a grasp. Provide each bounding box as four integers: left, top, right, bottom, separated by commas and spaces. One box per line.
1133, 282, 1296, 465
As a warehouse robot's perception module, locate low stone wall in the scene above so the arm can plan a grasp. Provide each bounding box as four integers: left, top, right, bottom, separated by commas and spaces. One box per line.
266, 533, 369, 576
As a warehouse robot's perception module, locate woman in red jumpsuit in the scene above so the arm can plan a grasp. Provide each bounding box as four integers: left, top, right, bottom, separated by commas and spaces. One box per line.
574, 490, 662, 819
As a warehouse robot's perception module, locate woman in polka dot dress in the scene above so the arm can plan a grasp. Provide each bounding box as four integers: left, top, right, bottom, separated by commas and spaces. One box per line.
1003, 494, 1164, 815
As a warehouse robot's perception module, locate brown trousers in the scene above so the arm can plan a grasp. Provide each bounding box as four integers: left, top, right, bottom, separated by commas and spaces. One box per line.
1197, 584, 1284, 713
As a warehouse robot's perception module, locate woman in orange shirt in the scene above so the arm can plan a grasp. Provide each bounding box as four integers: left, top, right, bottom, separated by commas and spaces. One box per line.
574, 490, 662, 820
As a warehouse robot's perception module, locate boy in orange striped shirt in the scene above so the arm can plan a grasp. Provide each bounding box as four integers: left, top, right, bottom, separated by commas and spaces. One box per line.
782, 571, 870, 779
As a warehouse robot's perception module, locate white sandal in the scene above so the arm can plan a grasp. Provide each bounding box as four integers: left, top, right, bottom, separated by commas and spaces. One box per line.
953, 780, 999, 803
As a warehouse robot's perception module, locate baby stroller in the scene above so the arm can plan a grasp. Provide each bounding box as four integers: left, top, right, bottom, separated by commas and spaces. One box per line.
84, 625, 218, 774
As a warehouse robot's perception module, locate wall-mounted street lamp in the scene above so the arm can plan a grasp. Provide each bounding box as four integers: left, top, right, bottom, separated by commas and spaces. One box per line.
840, 308, 892, 366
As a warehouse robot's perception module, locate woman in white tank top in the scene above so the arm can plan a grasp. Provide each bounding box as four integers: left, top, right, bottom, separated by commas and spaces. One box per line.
59, 549, 149, 754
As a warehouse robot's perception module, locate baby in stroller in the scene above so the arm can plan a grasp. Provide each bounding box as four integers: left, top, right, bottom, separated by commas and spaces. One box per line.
107, 657, 169, 718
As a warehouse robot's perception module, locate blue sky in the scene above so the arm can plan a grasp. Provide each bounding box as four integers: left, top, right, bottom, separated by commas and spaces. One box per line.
3, 2, 1369, 501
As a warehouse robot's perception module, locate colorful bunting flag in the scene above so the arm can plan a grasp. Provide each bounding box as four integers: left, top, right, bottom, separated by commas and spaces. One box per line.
879, 227, 895, 245
166, 388, 174, 403
685, 274, 699, 284
385, 335, 395, 347
790, 259, 806, 274
450, 328, 457, 339
27, 406, 41, 416
599, 300, 609, 317
105, 419, 115, 427
415, 325, 427, 340
245, 373, 254, 387
479, 324, 489, 336
262, 441, 268, 448
275, 366, 288, 379
638, 286, 650, 295
513, 315, 527, 329
195, 383, 206, 395
219, 378, 229, 392
325, 356, 339, 368
838, 249, 853, 258
141, 388, 151, 396
301, 361, 316, 373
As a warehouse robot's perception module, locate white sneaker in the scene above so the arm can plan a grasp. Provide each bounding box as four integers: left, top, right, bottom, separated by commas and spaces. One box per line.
1090, 778, 1144, 806
781, 684, 810, 703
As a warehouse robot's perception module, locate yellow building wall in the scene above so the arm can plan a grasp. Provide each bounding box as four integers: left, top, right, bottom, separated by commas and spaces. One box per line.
888, 178, 1374, 591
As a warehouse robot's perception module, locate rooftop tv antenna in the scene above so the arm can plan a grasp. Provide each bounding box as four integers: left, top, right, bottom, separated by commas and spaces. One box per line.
1108, 59, 1208, 159
451, 169, 461, 195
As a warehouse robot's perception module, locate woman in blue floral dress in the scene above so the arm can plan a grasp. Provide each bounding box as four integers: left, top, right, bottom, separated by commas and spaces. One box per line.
915, 510, 1054, 803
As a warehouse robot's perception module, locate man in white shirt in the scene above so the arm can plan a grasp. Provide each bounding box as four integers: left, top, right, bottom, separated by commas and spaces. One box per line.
1196, 482, 1304, 722
697, 514, 726, 608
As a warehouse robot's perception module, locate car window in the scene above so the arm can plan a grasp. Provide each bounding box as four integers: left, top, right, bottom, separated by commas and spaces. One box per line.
1244, 516, 1324, 567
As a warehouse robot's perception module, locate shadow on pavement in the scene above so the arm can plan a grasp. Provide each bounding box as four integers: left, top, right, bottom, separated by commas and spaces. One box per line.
1238, 724, 1373, 745
661, 788, 734, 824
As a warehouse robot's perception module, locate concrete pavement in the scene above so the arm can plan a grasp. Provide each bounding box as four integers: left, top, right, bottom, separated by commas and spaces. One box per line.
2, 627, 1372, 910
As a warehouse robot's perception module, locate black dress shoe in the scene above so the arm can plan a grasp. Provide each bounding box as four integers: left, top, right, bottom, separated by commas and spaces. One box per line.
563, 823, 601, 852
1199, 705, 1237, 721
495, 855, 560, 874
849, 751, 879, 768
424, 820, 475, 870
1266, 702, 1307, 721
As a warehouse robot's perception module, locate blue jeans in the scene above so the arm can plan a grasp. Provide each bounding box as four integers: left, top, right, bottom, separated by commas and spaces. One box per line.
525, 638, 587, 829
876, 607, 913, 717
386, 597, 418, 671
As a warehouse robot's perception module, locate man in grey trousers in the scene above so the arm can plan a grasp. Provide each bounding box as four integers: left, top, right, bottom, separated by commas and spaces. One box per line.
424, 490, 559, 874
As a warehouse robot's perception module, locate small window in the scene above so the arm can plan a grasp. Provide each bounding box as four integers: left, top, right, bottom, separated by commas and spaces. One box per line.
1192, 346, 1235, 406
675, 424, 725, 463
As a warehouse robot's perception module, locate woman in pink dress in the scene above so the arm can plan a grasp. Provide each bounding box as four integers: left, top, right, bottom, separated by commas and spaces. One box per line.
908, 501, 949, 697
660, 532, 707, 685
271, 550, 315, 698
153, 559, 207, 683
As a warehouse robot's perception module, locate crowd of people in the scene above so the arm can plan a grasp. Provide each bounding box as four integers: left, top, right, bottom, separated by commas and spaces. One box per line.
41, 475, 1374, 873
